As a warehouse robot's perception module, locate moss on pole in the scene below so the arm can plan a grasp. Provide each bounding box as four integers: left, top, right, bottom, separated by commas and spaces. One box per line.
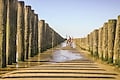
114, 16, 120, 66
102, 23, 108, 61
24, 6, 31, 60
0, 0, 7, 68
108, 19, 116, 63
6, 0, 17, 65
92, 29, 99, 57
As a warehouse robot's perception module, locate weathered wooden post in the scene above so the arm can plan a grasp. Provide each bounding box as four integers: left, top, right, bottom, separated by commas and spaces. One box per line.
24, 6, 31, 60
46, 25, 49, 48
98, 27, 103, 59
31, 10, 35, 57
102, 23, 108, 61
86, 34, 90, 51
44, 23, 48, 50
76, 38, 80, 47
38, 20, 45, 52
51, 29, 55, 48
81, 37, 84, 50
36, 14, 39, 54
89, 32, 93, 55
80, 38, 83, 49
12, 0, 18, 63
92, 29, 99, 57
79, 38, 82, 48
0, 0, 7, 68
54, 32, 56, 47
32, 10, 36, 57
47, 24, 52, 48
34, 14, 38, 55
108, 19, 116, 63
28, 9, 32, 57
83, 37, 85, 50
48, 27, 52, 48
114, 16, 120, 66
6, 0, 17, 65
28, 10, 35, 57
17, 1, 25, 61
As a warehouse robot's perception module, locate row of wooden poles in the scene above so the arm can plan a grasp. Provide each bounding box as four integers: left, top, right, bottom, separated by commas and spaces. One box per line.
0, 0, 65, 68
75, 15, 120, 67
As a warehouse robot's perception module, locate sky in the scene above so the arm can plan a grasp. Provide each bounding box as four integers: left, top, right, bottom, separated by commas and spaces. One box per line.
19, 0, 120, 38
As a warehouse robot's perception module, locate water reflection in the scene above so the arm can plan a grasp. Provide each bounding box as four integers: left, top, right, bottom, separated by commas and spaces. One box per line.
71, 42, 76, 48
50, 50, 82, 62
60, 41, 67, 48
61, 41, 76, 48
48, 41, 82, 62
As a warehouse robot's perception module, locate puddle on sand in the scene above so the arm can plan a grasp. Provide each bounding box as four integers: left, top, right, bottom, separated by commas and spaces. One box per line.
50, 50, 82, 63
49, 42, 83, 63
50, 50, 82, 62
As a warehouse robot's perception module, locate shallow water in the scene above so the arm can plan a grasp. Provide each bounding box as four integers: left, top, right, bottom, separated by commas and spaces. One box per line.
50, 50, 82, 62
60, 41, 76, 48
49, 42, 82, 62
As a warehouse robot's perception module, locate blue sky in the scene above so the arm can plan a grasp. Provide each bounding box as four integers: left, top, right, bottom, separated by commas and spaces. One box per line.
19, 0, 120, 38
